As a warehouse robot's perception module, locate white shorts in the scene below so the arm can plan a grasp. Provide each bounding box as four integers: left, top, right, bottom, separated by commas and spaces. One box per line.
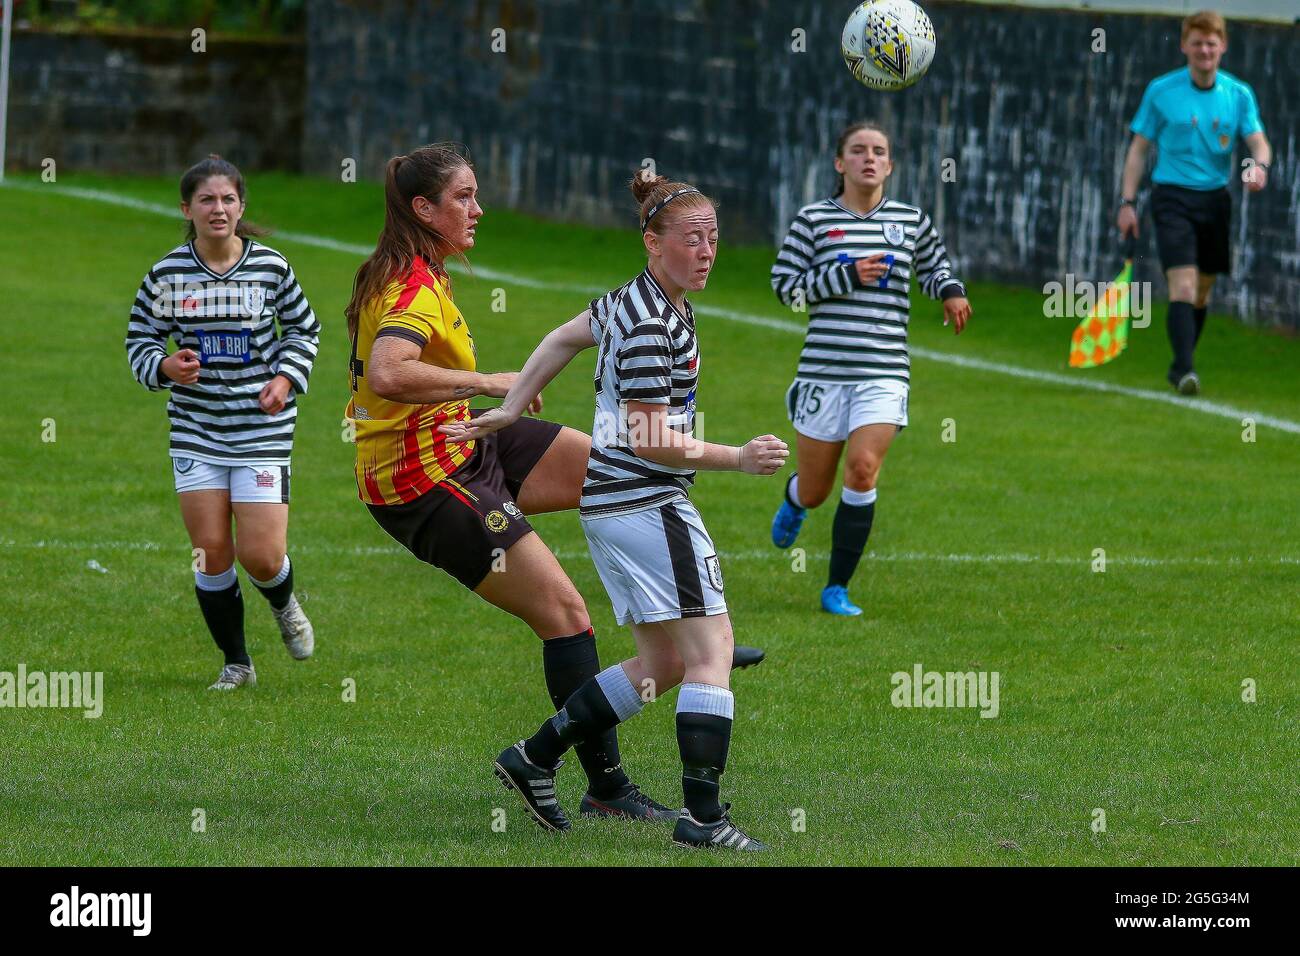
581, 498, 727, 626
785, 379, 908, 442
172, 457, 291, 503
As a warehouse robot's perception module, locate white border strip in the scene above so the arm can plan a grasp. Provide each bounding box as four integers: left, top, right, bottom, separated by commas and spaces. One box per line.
9, 180, 1299, 435
5, 537, 1297, 568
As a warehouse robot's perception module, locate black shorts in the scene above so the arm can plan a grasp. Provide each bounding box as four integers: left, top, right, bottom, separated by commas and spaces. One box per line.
367, 413, 563, 590
1151, 184, 1231, 275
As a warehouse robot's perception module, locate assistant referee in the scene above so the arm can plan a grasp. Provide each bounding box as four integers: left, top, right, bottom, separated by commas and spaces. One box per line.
1117, 9, 1271, 395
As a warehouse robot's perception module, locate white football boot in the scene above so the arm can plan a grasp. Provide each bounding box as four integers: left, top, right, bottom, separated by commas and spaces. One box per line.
208, 662, 257, 691
272, 595, 315, 660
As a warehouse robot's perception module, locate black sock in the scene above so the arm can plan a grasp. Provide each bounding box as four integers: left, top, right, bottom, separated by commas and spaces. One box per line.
827, 495, 875, 589
541, 630, 631, 798
1166, 301, 1197, 379
1193, 306, 1208, 347
194, 580, 249, 666
250, 556, 293, 612
677, 711, 732, 824
524, 675, 622, 770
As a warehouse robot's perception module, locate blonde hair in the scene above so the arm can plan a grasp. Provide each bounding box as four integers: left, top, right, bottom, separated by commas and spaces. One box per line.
1182, 10, 1226, 43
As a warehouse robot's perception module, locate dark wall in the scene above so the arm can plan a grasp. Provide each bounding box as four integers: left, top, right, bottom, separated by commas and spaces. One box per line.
8, 27, 304, 174
303, 0, 1298, 328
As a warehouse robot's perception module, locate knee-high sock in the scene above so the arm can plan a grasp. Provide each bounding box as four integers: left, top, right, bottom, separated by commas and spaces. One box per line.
784, 472, 805, 509
676, 683, 734, 824
541, 630, 631, 797
249, 555, 293, 611
524, 664, 643, 770
194, 567, 249, 666
1193, 305, 1208, 347
1167, 301, 1197, 378
827, 486, 877, 589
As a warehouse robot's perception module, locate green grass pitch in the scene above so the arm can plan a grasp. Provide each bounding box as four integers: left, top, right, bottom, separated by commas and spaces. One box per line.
1, 173, 1297, 866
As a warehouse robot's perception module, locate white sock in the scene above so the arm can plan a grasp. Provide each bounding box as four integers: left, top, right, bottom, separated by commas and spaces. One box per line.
841, 486, 877, 507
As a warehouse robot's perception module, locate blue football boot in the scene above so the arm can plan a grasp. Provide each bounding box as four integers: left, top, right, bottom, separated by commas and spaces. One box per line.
820, 585, 862, 617
771, 499, 807, 549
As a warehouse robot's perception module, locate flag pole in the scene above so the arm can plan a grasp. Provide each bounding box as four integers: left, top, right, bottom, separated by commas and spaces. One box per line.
0, 0, 13, 184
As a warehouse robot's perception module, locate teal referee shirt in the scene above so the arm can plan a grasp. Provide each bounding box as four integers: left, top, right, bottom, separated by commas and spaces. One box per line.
1130, 67, 1264, 190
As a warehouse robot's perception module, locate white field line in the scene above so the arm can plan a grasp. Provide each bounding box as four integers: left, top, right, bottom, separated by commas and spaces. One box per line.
4, 537, 1298, 569
12, 181, 1300, 436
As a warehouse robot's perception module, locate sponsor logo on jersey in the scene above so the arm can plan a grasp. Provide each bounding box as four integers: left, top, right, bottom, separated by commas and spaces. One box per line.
827, 228, 846, 240
196, 329, 252, 364
254, 470, 276, 488
503, 501, 521, 518
884, 223, 905, 246
485, 510, 509, 533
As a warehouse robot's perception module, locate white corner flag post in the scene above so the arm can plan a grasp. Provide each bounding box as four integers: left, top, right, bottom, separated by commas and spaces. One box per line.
0, 0, 12, 185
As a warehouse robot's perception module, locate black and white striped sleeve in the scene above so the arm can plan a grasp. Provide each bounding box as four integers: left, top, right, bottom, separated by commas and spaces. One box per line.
771, 212, 856, 307
272, 263, 320, 394
913, 214, 966, 301
125, 270, 174, 392
616, 319, 674, 404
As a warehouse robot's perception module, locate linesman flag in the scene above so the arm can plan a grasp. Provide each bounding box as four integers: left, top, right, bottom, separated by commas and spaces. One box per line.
1069, 235, 1136, 368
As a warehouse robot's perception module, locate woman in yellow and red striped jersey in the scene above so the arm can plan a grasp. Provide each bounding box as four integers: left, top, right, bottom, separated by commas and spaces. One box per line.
344, 143, 677, 823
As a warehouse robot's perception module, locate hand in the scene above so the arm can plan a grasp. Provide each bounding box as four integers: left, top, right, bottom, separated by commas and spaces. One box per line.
440, 405, 519, 442
739, 435, 789, 475
1243, 164, 1267, 192
854, 253, 891, 285
1117, 204, 1139, 238
259, 374, 293, 414
160, 348, 201, 385
943, 297, 972, 335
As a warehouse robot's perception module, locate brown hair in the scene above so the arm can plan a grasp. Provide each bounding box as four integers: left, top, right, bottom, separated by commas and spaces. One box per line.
629, 169, 716, 236
1182, 10, 1227, 43
345, 143, 473, 341
179, 154, 269, 241
833, 121, 892, 197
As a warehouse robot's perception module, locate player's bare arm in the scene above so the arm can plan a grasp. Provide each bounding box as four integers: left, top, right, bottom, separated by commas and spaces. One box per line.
441, 309, 594, 441
368, 334, 520, 405
625, 400, 787, 474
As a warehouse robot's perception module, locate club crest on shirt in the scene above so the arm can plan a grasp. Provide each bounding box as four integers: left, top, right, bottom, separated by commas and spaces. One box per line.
243, 286, 266, 318
884, 223, 905, 246
485, 510, 509, 533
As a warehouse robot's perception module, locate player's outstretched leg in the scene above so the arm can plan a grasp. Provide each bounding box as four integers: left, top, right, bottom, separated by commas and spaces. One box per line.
495, 660, 660, 831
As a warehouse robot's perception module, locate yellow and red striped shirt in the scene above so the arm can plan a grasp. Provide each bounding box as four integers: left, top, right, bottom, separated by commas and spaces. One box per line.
346, 257, 477, 505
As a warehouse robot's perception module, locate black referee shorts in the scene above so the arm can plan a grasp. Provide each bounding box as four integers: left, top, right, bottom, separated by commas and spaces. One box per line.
366, 414, 563, 590
1151, 184, 1231, 276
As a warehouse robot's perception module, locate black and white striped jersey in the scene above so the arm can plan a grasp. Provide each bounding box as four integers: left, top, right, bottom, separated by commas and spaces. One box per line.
771, 196, 965, 386
580, 269, 699, 519
126, 240, 320, 465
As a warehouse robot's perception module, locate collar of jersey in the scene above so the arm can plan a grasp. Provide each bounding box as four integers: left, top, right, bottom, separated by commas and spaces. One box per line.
829, 195, 888, 220
640, 267, 694, 327
188, 238, 253, 281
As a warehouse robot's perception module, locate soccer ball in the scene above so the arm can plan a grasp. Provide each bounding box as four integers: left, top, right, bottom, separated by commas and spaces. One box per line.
841, 0, 937, 91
